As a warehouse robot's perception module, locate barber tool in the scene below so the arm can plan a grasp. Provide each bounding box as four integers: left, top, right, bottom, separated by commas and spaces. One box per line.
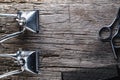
99, 8, 120, 59
0, 10, 39, 43
0, 49, 39, 78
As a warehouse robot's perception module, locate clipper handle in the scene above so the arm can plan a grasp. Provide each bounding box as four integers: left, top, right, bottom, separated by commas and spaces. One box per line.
0, 13, 17, 17
0, 28, 25, 43
0, 70, 23, 79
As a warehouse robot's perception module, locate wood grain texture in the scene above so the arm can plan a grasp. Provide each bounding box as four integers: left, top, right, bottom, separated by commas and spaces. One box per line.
0, 0, 120, 80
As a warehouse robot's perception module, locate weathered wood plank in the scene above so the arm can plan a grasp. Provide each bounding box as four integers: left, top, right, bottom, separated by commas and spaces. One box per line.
0, 1, 119, 80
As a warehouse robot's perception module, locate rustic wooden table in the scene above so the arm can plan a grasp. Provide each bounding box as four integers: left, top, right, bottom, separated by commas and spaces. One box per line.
0, 0, 120, 80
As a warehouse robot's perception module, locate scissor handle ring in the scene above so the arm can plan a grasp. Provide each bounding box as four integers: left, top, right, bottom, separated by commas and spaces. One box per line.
99, 27, 112, 42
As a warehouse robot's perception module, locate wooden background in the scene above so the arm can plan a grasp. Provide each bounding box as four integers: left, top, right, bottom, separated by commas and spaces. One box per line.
0, 0, 120, 80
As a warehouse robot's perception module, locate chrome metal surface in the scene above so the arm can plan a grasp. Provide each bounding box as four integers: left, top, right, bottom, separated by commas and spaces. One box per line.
0, 50, 39, 78
0, 10, 39, 44
0, 13, 17, 17
18, 10, 39, 33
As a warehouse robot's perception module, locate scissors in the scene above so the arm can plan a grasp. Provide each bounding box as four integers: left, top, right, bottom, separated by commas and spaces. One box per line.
111, 24, 120, 60
99, 8, 120, 42
99, 8, 120, 60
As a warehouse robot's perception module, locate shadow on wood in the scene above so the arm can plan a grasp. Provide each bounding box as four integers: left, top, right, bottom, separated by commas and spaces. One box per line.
61, 65, 119, 80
